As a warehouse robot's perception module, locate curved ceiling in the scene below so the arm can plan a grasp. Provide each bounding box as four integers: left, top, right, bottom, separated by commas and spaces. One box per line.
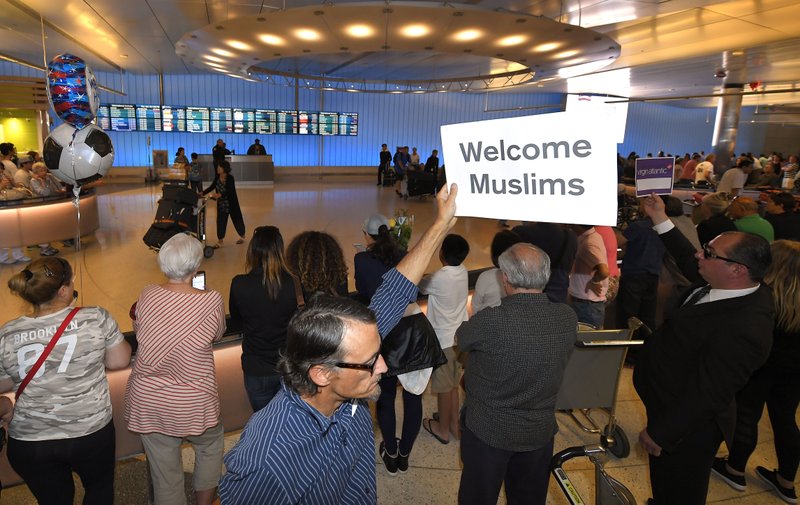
0, 0, 799, 109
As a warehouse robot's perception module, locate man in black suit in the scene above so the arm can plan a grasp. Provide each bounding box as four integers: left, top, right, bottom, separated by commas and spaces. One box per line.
634, 194, 774, 505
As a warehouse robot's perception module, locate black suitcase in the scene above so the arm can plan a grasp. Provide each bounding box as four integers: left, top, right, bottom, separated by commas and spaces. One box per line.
162, 185, 199, 206
143, 224, 181, 249
407, 171, 437, 196
152, 198, 195, 231
382, 169, 396, 187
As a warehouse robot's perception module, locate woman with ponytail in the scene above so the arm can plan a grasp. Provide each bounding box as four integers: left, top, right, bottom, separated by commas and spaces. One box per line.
0, 257, 130, 504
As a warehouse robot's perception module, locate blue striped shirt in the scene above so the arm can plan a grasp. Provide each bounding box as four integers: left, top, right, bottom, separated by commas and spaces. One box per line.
219, 268, 417, 504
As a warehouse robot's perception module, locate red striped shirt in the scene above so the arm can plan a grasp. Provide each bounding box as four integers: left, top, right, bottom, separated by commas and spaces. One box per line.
124, 285, 226, 436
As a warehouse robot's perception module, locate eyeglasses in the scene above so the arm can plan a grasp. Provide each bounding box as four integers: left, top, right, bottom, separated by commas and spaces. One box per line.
335, 352, 381, 375
701, 243, 749, 268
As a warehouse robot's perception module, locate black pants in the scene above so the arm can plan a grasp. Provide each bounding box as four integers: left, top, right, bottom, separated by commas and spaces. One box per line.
376, 375, 422, 455
727, 366, 800, 481
458, 420, 553, 505
648, 420, 722, 505
8, 421, 116, 505
189, 180, 203, 193
216, 203, 246, 240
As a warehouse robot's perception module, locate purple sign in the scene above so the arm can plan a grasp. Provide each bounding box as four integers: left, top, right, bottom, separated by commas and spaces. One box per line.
635, 157, 675, 196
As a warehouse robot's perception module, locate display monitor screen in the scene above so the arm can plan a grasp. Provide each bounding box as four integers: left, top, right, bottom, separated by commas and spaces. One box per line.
186, 106, 210, 133
276, 111, 297, 134
109, 104, 137, 131
233, 108, 256, 133
96, 105, 110, 130
339, 112, 358, 135
210, 107, 233, 133
254, 109, 276, 134
318, 112, 339, 135
162, 106, 186, 132
297, 111, 318, 135
136, 105, 162, 131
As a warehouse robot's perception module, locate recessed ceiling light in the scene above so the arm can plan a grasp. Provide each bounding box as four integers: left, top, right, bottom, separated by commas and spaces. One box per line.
119, 54, 129, 59
259, 34, 285, 46
390, 90, 404, 94
532, 42, 560, 52
400, 24, 430, 38
562, 57, 586, 66
452, 29, 482, 42
346, 24, 374, 38
294, 29, 321, 41
497, 35, 527, 47
554, 50, 579, 59
227, 40, 252, 51
204, 55, 226, 63
211, 48, 235, 57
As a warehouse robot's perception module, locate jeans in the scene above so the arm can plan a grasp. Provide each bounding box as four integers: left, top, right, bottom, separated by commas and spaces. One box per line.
570, 297, 606, 329
244, 373, 282, 412
8, 421, 116, 505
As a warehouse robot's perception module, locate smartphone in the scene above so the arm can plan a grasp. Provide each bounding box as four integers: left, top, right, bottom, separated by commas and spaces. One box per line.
192, 270, 206, 290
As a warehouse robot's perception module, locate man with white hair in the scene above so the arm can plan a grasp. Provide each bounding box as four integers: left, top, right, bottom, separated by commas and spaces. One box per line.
456, 243, 577, 505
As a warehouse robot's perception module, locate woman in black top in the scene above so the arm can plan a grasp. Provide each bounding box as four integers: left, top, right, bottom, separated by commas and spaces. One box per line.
229, 226, 299, 411
203, 160, 245, 247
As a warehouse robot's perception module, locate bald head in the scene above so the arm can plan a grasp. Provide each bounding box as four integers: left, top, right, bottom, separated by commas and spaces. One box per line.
727, 197, 758, 219
498, 243, 551, 292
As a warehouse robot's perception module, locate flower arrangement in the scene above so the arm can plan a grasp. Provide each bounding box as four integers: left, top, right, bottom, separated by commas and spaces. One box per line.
389, 209, 413, 250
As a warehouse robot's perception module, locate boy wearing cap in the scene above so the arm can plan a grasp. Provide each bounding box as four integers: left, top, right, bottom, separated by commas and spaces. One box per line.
14, 156, 33, 189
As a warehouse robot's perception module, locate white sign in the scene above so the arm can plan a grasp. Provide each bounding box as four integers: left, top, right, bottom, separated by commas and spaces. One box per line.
440, 111, 618, 226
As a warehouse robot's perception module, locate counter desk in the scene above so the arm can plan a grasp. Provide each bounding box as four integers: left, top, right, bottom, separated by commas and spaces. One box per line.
197, 155, 274, 185
0, 190, 99, 248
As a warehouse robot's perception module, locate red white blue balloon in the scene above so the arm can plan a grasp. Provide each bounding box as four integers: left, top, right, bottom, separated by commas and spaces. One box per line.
47, 54, 100, 129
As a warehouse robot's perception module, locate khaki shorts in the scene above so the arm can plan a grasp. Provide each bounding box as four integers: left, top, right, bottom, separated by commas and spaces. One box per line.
431, 346, 462, 393
140, 423, 224, 505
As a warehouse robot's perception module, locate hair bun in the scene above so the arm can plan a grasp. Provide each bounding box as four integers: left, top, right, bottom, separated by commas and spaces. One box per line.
23, 270, 33, 281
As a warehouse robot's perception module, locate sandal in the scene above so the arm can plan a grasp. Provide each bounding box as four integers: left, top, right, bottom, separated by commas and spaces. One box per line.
422, 418, 449, 445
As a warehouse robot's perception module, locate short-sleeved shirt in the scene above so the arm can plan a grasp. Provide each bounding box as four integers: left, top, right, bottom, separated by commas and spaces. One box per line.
125, 285, 226, 437
471, 268, 505, 314
621, 219, 666, 276
418, 265, 469, 348
716, 168, 746, 194
0, 306, 124, 441
568, 227, 608, 302
734, 214, 774, 242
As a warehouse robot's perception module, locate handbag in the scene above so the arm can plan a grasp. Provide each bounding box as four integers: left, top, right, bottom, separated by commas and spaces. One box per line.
15, 307, 81, 400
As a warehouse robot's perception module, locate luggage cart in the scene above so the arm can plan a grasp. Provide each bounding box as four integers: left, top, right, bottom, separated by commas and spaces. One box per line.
556, 319, 646, 458
551, 445, 637, 505
142, 184, 216, 259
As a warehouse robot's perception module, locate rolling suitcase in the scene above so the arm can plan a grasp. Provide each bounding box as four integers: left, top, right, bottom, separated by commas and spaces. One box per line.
407, 170, 436, 197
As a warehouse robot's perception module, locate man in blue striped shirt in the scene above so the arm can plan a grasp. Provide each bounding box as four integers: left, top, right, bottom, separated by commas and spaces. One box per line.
219, 185, 459, 504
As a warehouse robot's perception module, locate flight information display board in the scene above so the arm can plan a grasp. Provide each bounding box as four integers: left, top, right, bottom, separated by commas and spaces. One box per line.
136, 105, 162, 131
96, 105, 110, 130
339, 112, 358, 136
210, 107, 233, 133
162, 106, 186, 132
186, 106, 210, 133
97, 105, 357, 135
109, 104, 136, 132
276, 111, 297, 134
233, 108, 256, 133
297, 111, 318, 135
318, 112, 338, 135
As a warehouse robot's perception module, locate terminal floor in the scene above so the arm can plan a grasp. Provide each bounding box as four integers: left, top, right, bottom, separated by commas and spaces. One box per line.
0, 177, 795, 503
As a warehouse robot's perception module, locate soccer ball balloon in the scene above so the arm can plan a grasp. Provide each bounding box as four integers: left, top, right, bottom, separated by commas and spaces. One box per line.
43, 123, 114, 186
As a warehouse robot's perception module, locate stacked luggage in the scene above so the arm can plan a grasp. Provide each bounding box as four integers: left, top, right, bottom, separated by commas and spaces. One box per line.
143, 185, 200, 250
406, 170, 437, 197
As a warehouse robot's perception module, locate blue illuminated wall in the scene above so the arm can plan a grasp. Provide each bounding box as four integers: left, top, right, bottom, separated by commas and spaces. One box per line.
0, 60, 772, 166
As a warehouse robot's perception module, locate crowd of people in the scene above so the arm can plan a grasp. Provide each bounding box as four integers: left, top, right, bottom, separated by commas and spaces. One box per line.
0, 141, 798, 505
0, 141, 68, 263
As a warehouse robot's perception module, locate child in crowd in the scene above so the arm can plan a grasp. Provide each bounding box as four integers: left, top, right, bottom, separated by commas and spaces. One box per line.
188, 152, 203, 193
419, 234, 470, 444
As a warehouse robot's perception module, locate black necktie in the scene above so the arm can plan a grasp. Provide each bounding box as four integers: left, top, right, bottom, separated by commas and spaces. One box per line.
683, 285, 712, 306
